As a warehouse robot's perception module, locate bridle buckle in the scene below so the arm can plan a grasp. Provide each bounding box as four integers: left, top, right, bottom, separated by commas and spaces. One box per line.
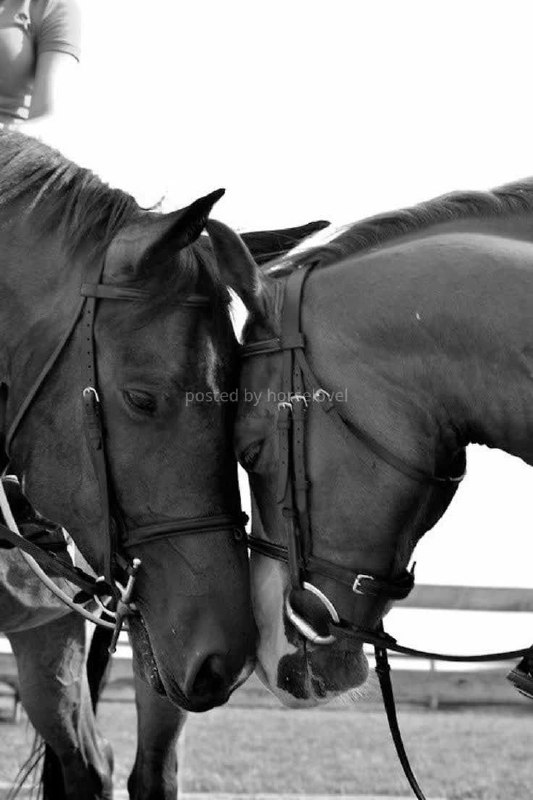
313, 388, 333, 402
108, 557, 142, 654
82, 385, 100, 403
290, 393, 308, 407
352, 573, 375, 595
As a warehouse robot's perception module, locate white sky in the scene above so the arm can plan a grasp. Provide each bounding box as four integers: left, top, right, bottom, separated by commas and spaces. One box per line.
64, 1, 533, 596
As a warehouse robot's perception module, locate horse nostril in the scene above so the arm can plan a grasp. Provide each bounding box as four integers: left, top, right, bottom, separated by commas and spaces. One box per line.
189, 654, 228, 702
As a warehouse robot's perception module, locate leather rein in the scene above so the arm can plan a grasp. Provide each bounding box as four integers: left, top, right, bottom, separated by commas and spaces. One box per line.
1, 256, 246, 651
241, 264, 533, 800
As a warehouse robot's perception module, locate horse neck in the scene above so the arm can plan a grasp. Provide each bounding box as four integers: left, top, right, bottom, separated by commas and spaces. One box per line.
305, 227, 533, 470
432, 245, 533, 465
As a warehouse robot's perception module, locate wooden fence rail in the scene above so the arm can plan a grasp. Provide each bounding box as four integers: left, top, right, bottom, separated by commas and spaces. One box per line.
403, 584, 533, 613
394, 583, 533, 708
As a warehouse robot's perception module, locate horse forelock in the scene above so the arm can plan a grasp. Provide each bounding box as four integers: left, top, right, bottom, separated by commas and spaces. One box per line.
264, 177, 533, 276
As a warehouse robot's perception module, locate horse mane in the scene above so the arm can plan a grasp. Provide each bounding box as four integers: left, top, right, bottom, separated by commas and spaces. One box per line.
267, 178, 533, 275
0, 129, 139, 261
0, 130, 229, 307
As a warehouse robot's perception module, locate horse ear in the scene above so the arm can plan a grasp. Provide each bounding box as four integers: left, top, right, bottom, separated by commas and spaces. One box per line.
241, 220, 330, 265
205, 219, 263, 312
105, 189, 225, 280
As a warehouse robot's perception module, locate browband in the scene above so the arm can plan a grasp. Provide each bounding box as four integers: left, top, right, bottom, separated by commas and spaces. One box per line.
81, 284, 210, 307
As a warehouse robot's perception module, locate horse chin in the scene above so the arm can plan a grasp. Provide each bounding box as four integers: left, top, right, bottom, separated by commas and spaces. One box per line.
128, 613, 166, 697
257, 640, 369, 708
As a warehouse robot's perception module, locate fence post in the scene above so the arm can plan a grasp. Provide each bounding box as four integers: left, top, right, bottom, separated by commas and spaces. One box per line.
428, 658, 439, 710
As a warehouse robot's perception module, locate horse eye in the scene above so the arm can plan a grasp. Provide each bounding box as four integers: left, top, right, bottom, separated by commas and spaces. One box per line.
123, 390, 157, 415
240, 442, 262, 471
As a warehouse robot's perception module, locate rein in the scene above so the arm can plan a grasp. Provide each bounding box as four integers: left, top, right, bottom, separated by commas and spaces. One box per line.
241, 264, 533, 799
2, 257, 247, 650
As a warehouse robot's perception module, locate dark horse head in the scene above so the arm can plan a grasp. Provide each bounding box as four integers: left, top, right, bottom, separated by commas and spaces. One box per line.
0, 131, 260, 711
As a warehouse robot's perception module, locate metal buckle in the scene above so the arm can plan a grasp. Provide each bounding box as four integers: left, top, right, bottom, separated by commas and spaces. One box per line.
352, 573, 375, 595
82, 386, 100, 403
108, 557, 141, 654
290, 393, 308, 407
278, 395, 308, 412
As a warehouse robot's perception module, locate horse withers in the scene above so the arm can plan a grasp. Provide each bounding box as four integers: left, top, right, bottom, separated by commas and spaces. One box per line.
213, 181, 533, 707
0, 129, 256, 715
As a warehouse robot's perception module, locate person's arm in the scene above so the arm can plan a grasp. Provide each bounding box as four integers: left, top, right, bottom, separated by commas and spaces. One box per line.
28, 49, 79, 121
21, 0, 80, 140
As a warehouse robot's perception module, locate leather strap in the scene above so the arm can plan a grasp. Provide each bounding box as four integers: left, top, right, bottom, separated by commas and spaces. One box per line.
374, 641, 427, 800
374, 633, 533, 800
81, 284, 211, 307
247, 535, 414, 599
241, 338, 282, 357
247, 536, 288, 562
332, 621, 533, 662
125, 513, 248, 548
82, 386, 117, 591
0, 520, 112, 597
81, 262, 119, 592
279, 268, 312, 588
5, 297, 86, 455
294, 347, 466, 485
81, 284, 149, 301
243, 333, 466, 487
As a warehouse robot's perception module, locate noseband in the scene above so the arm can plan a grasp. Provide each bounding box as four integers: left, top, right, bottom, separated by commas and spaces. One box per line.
241, 264, 533, 800
2, 256, 246, 649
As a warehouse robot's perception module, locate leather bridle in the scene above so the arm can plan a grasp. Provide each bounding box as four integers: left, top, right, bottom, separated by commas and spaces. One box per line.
241, 263, 533, 800
1, 255, 246, 650
242, 264, 465, 640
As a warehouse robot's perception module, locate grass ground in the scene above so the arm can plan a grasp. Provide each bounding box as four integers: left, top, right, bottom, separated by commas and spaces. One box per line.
0, 667, 531, 800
